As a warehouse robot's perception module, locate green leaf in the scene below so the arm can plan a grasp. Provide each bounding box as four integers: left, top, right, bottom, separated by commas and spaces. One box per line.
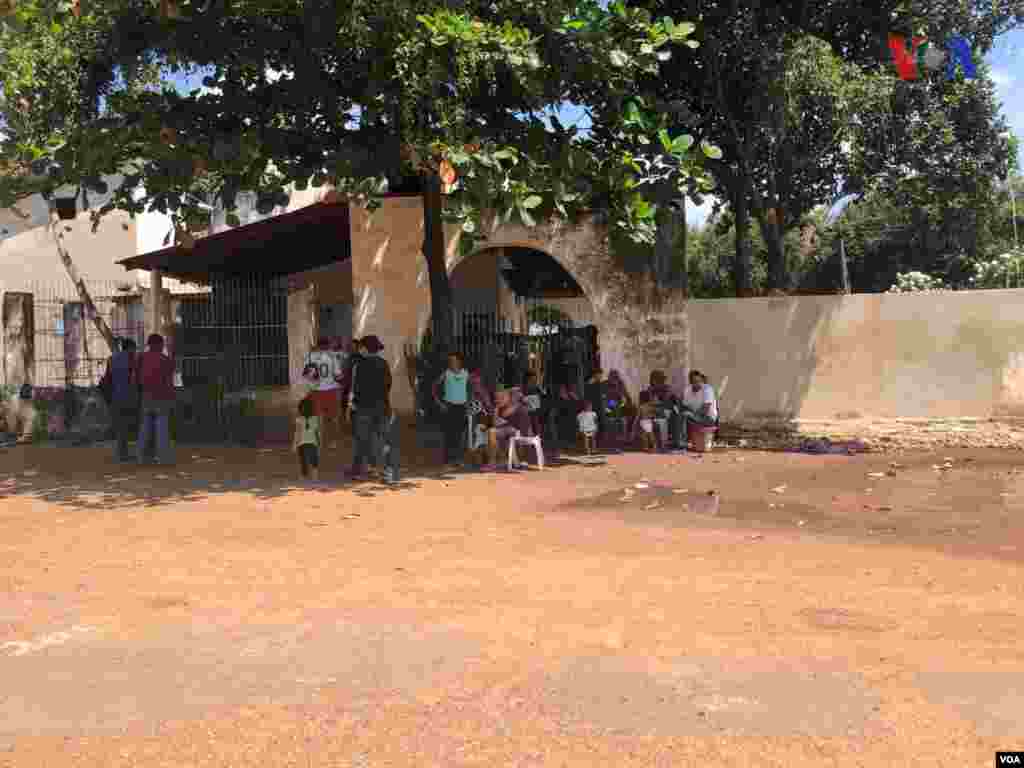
518, 205, 537, 227
659, 128, 675, 152
609, 49, 628, 67
700, 141, 723, 159
493, 148, 515, 160
225, 212, 241, 227
672, 134, 694, 153
521, 194, 542, 209
662, 16, 675, 33
685, 39, 700, 49
657, 50, 672, 62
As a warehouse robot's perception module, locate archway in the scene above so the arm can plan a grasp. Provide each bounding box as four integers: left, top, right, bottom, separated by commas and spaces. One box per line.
435, 245, 600, 396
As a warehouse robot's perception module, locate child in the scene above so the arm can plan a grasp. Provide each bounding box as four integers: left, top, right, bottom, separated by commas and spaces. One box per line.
577, 399, 598, 455
637, 391, 657, 452
294, 396, 321, 481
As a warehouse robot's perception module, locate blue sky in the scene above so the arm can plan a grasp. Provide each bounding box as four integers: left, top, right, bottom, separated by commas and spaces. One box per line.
170, 27, 1024, 228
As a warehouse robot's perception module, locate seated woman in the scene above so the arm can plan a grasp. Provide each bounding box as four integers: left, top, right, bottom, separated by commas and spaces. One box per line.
583, 368, 608, 445
484, 388, 534, 470
554, 383, 582, 445
523, 370, 547, 437
603, 369, 632, 448
466, 366, 495, 466
681, 369, 719, 437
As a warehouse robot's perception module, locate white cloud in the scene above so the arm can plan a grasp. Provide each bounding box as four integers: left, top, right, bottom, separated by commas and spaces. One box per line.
992, 68, 1015, 89
686, 195, 715, 227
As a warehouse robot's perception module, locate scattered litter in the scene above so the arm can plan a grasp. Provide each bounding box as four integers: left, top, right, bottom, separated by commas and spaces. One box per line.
306, 521, 328, 527
877, 505, 894, 512
644, 501, 662, 510
672, 489, 689, 494
635, 483, 650, 490
867, 472, 886, 479
747, 534, 765, 541
797, 520, 806, 526
771, 485, 787, 494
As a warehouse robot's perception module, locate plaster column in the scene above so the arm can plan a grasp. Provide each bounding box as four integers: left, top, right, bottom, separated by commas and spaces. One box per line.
150, 269, 164, 340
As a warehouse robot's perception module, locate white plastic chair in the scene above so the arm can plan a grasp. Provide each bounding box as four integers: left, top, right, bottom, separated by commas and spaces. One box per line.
508, 430, 544, 470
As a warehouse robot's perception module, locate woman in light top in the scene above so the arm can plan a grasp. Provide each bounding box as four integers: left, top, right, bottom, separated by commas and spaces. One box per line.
433, 351, 470, 467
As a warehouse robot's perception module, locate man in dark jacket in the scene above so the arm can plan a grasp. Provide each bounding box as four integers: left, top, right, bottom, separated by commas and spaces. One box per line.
347, 335, 393, 480
135, 334, 176, 464
105, 338, 139, 461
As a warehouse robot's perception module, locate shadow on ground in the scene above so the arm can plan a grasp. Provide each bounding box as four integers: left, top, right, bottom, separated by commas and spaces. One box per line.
0, 428, 613, 511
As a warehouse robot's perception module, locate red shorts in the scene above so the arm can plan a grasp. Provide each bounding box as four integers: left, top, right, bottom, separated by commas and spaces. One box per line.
311, 389, 340, 418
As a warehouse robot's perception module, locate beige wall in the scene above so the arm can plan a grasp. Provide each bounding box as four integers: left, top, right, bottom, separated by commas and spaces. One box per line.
0, 208, 140, 295
688, 289, 1024, 421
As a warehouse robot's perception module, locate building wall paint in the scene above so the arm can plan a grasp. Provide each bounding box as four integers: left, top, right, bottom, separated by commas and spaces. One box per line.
687, 289, 1024, 420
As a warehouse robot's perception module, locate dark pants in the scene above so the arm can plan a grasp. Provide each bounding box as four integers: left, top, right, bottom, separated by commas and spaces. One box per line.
352, 405, 387, 471
112, 402, 139, 460
297, 444, 319, 476
441, 402, 467, 464
381, 411, 401, 479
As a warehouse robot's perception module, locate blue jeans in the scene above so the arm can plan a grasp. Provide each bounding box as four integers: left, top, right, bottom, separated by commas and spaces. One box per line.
138, 398, 173, 463
352, 405, 387, 472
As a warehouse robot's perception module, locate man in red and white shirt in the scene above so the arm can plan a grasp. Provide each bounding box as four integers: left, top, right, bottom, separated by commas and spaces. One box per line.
304, 337, 343, 449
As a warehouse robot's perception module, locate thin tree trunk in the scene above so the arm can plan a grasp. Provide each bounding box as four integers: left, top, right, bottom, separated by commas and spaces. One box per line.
732, 185, 754, 297
679, 196, 689, 297
421, 169, 453, 359
758, 214, 788, 291
50, 216, 115, 352
653, 181, 685, 292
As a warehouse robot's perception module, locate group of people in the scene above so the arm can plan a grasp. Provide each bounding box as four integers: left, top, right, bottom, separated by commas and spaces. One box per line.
296, 335, 398, 484
101, 333, 177, 464
102, 331, 720, 480
427, 351, 720, 469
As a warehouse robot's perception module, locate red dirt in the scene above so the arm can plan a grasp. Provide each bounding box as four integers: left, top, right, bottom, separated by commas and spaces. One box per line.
0, 438, 1022, 766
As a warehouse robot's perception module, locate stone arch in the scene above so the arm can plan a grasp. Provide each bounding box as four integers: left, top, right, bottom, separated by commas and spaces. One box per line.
439, 213, 692, 399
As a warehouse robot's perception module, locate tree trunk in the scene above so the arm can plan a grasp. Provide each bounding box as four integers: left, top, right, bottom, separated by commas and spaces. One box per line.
679, 196, 689, 297
652, 181, 685, 292
50, 217, 115, 353
732, 185, 754, 297
421, 169, 453, 359
758, 213, 788, 291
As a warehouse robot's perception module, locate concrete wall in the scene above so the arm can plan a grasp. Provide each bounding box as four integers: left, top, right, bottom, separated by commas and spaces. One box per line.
687, 289, 1024, 421
0, 208, 140, 293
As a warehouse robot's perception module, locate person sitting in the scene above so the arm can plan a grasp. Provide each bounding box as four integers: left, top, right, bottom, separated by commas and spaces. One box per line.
602, 368, 631, 449
681, 369, 719, 442
644, 369, 685, 451
484, 388, 533, 470
577, 399, 598, 455
554, 383, 582, 445
583, 368, 608, 447
523, 370, 547, 437
636, 391, 658, 452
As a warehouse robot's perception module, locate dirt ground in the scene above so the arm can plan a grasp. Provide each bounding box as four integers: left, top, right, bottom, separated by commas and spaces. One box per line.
1, 431, 1023, 767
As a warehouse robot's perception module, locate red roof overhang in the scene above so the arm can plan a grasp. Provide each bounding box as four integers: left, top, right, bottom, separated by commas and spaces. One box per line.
117, 200, 352, 283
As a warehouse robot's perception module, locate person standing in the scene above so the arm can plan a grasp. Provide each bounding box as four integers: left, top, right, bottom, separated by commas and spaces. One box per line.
432, 351, 470, 467
293, 396, 321, 482
105, 338, 139, 462
304, 337, 343, 450
347, 335, 391, 480
135, 334, 175, 464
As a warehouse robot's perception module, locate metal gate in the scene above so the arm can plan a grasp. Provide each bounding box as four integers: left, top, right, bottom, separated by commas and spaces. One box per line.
174, 274, 289, 441
404, 297, 598, 423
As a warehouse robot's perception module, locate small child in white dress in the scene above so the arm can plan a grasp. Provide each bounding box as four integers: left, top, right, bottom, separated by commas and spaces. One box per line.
637, 391, 657, 452
577, 400, 598, 455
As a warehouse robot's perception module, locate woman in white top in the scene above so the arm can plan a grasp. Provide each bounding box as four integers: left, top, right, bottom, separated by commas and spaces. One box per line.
681, 369, 718, 427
